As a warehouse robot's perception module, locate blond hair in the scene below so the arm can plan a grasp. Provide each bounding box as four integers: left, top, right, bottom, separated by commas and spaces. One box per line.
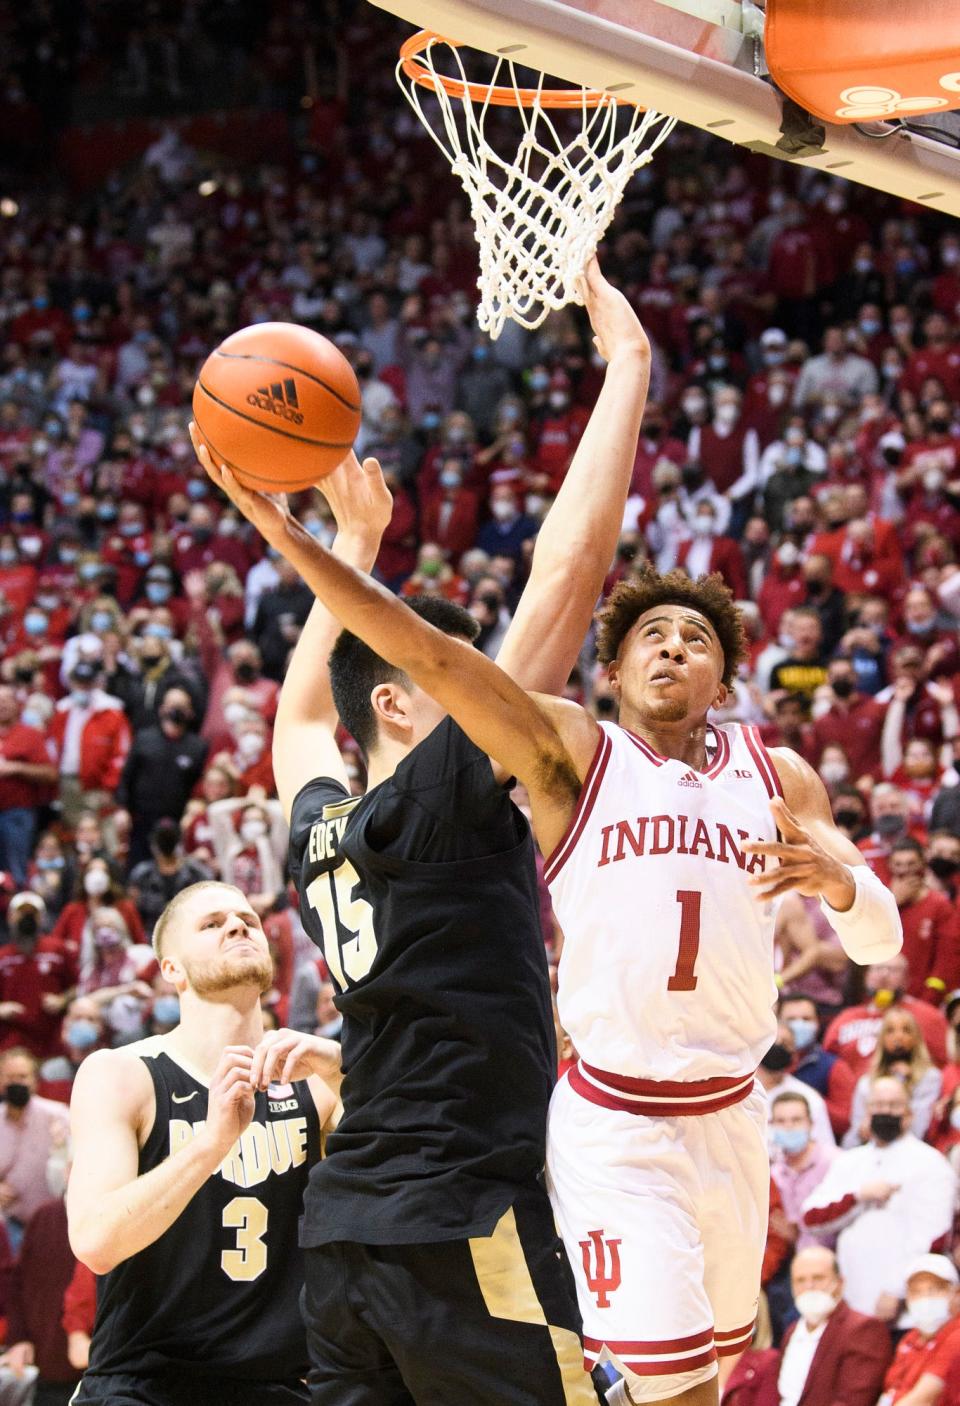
152, 880, 240, 960
868, 1006, 932, 1092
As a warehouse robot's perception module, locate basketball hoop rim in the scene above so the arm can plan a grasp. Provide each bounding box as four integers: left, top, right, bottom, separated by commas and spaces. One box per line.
398, 30, 632, 109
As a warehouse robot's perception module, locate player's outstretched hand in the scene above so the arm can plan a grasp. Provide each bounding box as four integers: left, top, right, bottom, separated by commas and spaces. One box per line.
574, 256, 649, 365
318, 451, 393, 543
249, 1027, 342, 1091
188, 422, 291, 545
742, 797, 857, 908
201, 1045, 256, 1157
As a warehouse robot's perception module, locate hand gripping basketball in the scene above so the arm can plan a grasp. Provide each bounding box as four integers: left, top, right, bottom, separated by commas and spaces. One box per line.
742, 797, 856, 906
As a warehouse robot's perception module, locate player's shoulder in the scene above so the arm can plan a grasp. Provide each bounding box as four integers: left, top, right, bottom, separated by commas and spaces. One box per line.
288, 776, 357, 845
71, 1039, 157, 1111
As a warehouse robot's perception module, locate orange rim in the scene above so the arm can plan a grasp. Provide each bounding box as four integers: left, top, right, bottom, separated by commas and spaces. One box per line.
399, 30, 625, 109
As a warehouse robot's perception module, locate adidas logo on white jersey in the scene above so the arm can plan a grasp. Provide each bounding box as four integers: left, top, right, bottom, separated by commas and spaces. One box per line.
677, 770, 702, 788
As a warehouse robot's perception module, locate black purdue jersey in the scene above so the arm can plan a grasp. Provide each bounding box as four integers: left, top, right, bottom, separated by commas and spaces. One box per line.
85, 1039, 320, 1383
289, 717, 555, 1248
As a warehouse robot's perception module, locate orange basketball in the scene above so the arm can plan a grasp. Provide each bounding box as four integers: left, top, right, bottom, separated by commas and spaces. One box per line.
192, 322, 361, 493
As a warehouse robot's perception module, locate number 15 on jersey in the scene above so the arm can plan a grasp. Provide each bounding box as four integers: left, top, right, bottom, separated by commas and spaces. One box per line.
306, 859, 379, 989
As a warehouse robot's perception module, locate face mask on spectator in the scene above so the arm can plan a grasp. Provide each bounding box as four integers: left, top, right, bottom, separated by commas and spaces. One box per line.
65, 1019, 100, 1052
153, 996, 180, 1026
788, 1018, 818, 1052
714, 403, 738, 429
439, 470, 462, 490
16, 911, 38, 940
79, 562, 101, 582
84, 869, 110, 897
420, 559, 442, 578
146, 582, 171, 603
237, 732, 264, 761
0, 549, 16, 566
94, 925, 124, 950
761, 1043, 793, 1072
4, 1083, 30, 1109
859, 317, 881, 335
908, 1297, 952, 1337
794, 1290, 836, 1325
777, 543, 799, 568
241, 819, 268, 844
870, 1112, 903, 1143
876, 814, 906, 838
930, 856, 960, 881
71, 688, 92, 708
834, 808, 863, 832
234, 661, 258, 683
820, 760, 849, 786
692, 514, 715, 538
161, 707, 192, 729
768, 382, 788, 404
90, 610, 113, 633
772, 1125, 809, 1156
491, 499, 516, 522
24, 612, 46, 636
224, 702, 250, 728
525, 495, 547, 519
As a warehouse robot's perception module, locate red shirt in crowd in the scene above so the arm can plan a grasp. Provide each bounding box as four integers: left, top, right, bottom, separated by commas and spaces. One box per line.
823, 996, 949, 1079
898, 888, 960, 1004
50, 898, 146, 957
5, 1197, 79, 1385
0, 936, 76, 1057
0, 721, 54, 810
811, 694, 885, 780
884, 1319, 960, 1405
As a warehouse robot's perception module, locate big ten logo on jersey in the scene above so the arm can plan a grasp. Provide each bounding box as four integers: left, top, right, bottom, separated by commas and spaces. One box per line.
596, 813, 768, 873
266, 1081, 298, 1113
170, 1114, 309, 1189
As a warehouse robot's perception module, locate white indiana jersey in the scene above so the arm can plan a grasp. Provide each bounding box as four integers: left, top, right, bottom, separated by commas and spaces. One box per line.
546, 721, 781, 1084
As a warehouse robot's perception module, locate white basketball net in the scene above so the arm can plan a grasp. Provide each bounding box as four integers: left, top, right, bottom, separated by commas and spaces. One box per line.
397, 38, 676, 337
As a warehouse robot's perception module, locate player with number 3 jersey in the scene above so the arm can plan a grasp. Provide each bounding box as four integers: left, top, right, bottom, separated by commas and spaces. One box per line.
65, 881, 340, 1406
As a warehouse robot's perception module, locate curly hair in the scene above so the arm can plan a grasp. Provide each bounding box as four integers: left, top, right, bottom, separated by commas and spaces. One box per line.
595, 565, 746, 688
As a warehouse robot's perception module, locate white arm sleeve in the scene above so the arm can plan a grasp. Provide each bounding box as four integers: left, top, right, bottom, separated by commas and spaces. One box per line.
820, 866, 902, 966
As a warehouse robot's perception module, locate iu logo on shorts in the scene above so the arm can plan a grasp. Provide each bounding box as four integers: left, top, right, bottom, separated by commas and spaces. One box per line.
579, 1229, 622, 1308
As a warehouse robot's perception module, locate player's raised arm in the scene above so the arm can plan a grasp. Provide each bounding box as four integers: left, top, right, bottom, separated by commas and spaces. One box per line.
742, 749, 902, 965
192, 426, 391, 822
197, 455, 597, 851
67, 1045, 255, 1273
497, 258, 650, 694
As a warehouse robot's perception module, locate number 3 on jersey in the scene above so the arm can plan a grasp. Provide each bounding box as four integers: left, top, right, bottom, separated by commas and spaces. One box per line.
306, 858, 378, 989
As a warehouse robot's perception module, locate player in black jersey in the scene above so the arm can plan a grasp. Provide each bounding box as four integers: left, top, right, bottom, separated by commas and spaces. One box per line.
66, 880, 341, 1406
190, 260, 651, 1405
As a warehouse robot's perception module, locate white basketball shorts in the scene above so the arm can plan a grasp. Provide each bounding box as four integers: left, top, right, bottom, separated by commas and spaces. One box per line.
546, 1069, 769, 1398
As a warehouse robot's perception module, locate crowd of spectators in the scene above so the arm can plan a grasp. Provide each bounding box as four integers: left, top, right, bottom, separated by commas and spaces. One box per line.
3, 0, 960, 1400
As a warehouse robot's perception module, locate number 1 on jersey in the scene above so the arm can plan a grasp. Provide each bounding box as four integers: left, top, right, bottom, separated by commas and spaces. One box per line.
667, 889, 701, 992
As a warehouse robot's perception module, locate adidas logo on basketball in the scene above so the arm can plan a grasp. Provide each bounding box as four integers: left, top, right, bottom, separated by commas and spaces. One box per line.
247, 378, 304, 425
677, 770, 702, 788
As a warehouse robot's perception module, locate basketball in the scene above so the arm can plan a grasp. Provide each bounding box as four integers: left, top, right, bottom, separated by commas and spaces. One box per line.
192, 323, 362, 493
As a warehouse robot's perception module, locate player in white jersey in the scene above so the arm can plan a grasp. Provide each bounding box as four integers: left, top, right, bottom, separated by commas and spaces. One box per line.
199, 430, 902, 1406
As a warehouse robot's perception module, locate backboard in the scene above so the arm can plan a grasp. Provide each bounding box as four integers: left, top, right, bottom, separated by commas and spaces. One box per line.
366, 0, 960, 216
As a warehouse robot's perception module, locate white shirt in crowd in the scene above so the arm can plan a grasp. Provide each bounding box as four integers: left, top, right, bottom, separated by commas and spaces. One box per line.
801, 1134, 956, 1316
778, 1313, 829, 1406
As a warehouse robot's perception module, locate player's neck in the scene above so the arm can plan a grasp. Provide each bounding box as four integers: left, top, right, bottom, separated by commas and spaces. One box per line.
365, 738, 409, 791
620, 712, 712, 769
169, 989, 264, 1082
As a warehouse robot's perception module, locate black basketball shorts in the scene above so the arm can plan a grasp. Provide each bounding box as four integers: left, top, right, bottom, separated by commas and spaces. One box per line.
69, 1372, 309, 1406
301, 1180, 607, 1406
